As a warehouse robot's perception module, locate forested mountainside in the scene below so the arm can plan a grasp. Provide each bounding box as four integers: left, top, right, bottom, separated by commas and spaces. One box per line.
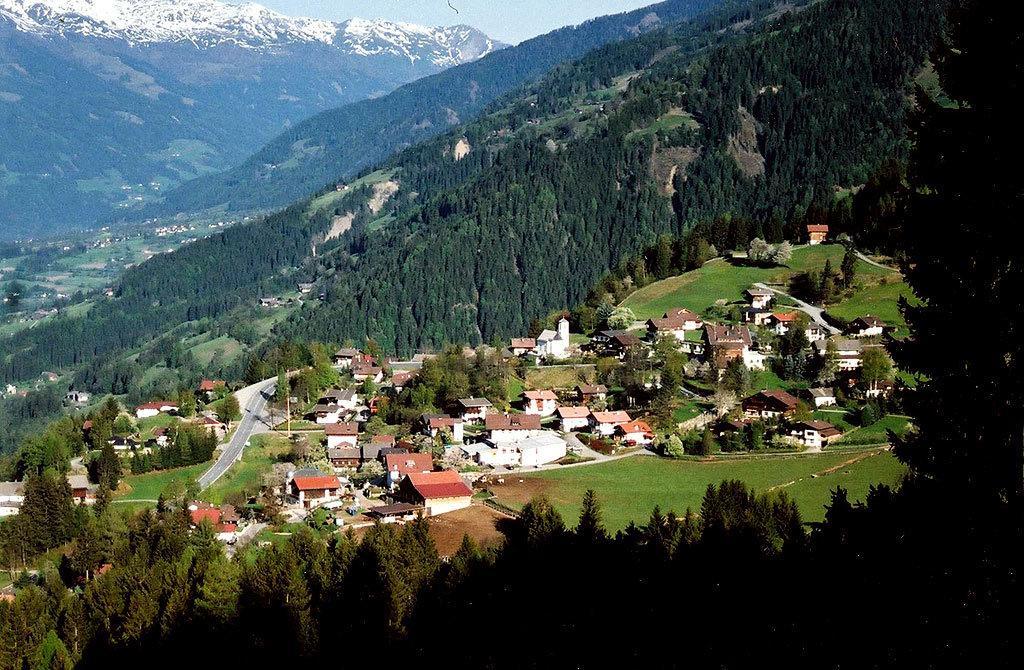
0, 1, 501, 237
148, 0, 724, 216
0, 0, 942, 384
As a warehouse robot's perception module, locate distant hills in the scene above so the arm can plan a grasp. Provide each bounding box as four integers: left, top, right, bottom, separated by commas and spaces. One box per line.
147, 0, 724, 218
0, 0, 502, 237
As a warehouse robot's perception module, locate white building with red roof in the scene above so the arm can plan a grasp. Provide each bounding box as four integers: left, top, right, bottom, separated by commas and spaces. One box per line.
398, 470, 473, 516
325, 422, 359, 449
522, 389, 558, 416
289, 472, 343, 509
135, 401, 179, 419
616, 420, 654, 446
590, 410, 631, 437
556, 406, 591, 432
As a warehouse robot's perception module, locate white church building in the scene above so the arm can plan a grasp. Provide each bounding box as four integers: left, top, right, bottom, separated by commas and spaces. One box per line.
534, 318, 571, 360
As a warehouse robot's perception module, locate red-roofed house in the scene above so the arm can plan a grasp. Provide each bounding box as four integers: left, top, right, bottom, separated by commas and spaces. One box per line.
807, 224, 829, 245
486, 413, 544, 442
188, 502, 240, 534
742, 390, 802, 420
135, 401, 179, 419
522, 389, 558, 416
590, 410, 631, 436
788, 420, 842, 449
510, 337, 537, 356
616, 420, 654, 446
556, 406, 591, 432
386, 452, 434, 488
197, 379, 225, 400
325, 422, 359, 449
399, 470, 473, 516
290, 475, 343, 509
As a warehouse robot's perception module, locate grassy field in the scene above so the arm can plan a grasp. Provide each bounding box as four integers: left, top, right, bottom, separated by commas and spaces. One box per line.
837, 415, 912, 445
525, 365, 594, 390
202, 433, 292, 504
621, 245, 888, 319
116, 462, 211, 504
491, 450, 905, 528
830, 279, 918, 336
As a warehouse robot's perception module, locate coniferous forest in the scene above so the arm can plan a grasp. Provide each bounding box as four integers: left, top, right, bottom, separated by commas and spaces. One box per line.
1, 2, 1020, 667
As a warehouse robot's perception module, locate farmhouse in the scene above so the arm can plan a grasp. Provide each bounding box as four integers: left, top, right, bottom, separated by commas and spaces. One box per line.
705, 324, 765, 370
477, 432, 567, 468
510, 337, 537, 357
312, 402, 342, 425
391, 371, 416, 392
398, 470, 473, 516
848, 315, 886, 338
325, 422, 359, 449
333, 348, 361, 368
576, 384, 608, 405
806, 224, 829, 245
197, 379, 225, 400
789, 420, 842, 449
386, 452, 434, 488
742, 390, 801, 419
457, 397, 493, 423
814, 338, 865, 370
742, 306, 773, 327
535, 318, 571, 359
135, 401, 178, 419
289, 472, 343, 509
557, 406, 591, 432
522, 390, 558, 416
616, 420, 654, 446
486, 413, 544, 442
352, 363, 384, 383
188, 502, 240, 534
67, 474, 98, 505
322, 388, 360, 410
807, 387, 837, 408
418, 414, 465, 443
0, 481, 24, 517
745, 287, 773, 309
590, 410, 631, 436
327, 446, 361, 469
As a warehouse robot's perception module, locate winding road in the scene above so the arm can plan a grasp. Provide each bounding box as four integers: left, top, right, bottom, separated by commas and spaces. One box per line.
197, 377, 277, 490
753, 282, 840, 335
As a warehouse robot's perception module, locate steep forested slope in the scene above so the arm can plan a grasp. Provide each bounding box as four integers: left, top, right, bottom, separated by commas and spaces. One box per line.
0, 0, 942, 382
148, 0, 725, 216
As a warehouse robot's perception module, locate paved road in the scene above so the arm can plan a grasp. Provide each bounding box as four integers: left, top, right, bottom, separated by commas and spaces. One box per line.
198, 377, 277, 489
753, 282, 840, 335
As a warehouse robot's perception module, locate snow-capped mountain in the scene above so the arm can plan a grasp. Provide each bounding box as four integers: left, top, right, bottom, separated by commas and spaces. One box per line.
0, 0, 503, 236
0, 0, 499, 65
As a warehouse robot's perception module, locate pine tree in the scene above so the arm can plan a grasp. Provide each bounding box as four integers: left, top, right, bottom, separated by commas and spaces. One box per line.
576, 490, 607, 544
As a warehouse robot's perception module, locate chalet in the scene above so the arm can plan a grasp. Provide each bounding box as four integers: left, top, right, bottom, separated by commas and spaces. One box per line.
322, 388, 360, 411
135, 401, 178, 419
109, 436, 138, 452
535, 318, 571, 359
705, 324, 765, 370
742, 306, 773, 327
807, 387, 837, 408
370, 434, 396, 447
457, 397, 493, 423
67, 474, 98, 506
768, 311, 800, 335
863, 379, 896, 399
418, 414, 465, 443
576, 384, 608, 405
0, 481, 24, 517
327, 446, 361, 469
332, 347, 361, 369
616, 420, 654, 446
647, 309, 702, 342
150, 427, 170, 448
814, 338, 865, 370
742, 390, 801, 420
476, 432, 567, 469
848, 315, 886, 338
325, 422, 359, 449
557, 406, 591, 432
391, 371, 416, 392
805, 324, 828, 343
365, 503, 424, 524
197, 379, 225, 400
745, 287, 773, 309
188, 502, 240, 534
485, 413, 543, 442
398, 470, 473, 516
352, 363, 384, 384
386, 452, 434, 488
297, 282, 315, 294
593, 330, 643, 358
289, 473, 343, 509
522, 390, 558, 416
590, 410, 631, 437
510, 337, 537, 357
377, 446, 411, 464
806, 224, 829, 245
312, 402, 342, 425
789, 420, 842, 449
716, 417, 755, 438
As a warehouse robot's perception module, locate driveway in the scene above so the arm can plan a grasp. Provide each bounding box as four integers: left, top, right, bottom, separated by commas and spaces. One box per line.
198, 377, 277, 489
753, 282, 840, 335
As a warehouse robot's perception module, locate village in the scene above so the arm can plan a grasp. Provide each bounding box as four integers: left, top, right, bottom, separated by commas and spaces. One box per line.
1, 229, 909, 555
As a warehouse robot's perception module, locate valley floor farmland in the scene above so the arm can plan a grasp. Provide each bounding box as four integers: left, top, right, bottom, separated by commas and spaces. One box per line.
491, 450, 905, 529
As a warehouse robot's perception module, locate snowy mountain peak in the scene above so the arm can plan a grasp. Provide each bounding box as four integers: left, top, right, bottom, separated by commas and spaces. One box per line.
0, 0, 501, 63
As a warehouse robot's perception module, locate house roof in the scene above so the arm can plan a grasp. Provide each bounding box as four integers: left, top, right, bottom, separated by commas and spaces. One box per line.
334, 347, 360, 357
772, 311, 799, 322
510, 337, 536, 349
194, 416, 224, 426
806, 224, 830, 233
523, 390, 557, 401
386, 452, 433, 476
324, 422, 359, 436
617, 420, 653, 435
591, 410, 631, 424
292, 475, 341, 491
557, 406, 591, 419
611, 332, 642, 347
648, 316, 686, 331
745, 287, 773, 297
198, 379, 223, 392
405, 470, 473, 500
808, 387, 836, 398
853, 315, 885, 328
459, 397, 494, 409
428, 415, 461, 429
391, 371, 416, 385
327, 447, 361, 462
366, 503, 424, 518
370, 434, 396, 445
665, 308, 701, 321
136, 401, 177, 410
743, 389, 801, 411
67, 474, 96, 491
577, 384, 608, 395
793, 420, 842, 437
705, 324, 753, 347
190, 507, 222, 526
485, 413, 542, 431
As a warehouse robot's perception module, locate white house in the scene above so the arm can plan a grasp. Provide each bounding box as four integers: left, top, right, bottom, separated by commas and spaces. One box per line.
313, 402, 342, 425
510, 337, 537, 357
457, 398, 493, 423
332, 348, 360, 368
0, 481, 25, 517
522, 390, 558, 416
534, 318, 571, 359
556, 406, 591, 432
615, 420, 654, 446
590, 410, 631, 437
745, 287, 773, 309
289, 472, 343, 509
421, 414, 465, 443
323, 388, 360, 411
325, 422, 359, 449
647, 308, 703, 342
135, 401, 178, 419
807, 387, 837, 408
477, 433, 567, 469
848, 316, 886, 338
814, 338, 865, 370
788, 420, 842, 449
486, 413, 544, 442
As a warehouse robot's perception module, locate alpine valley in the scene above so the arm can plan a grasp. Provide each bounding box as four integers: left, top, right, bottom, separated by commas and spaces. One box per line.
0, 0, 502, 236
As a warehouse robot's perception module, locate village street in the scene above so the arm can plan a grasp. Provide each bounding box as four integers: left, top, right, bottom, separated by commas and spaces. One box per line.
752, 282, 840, 335
198, 377, 277, 489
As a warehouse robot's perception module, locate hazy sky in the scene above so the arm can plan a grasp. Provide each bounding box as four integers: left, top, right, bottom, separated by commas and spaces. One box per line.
260, 1, 658, 44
